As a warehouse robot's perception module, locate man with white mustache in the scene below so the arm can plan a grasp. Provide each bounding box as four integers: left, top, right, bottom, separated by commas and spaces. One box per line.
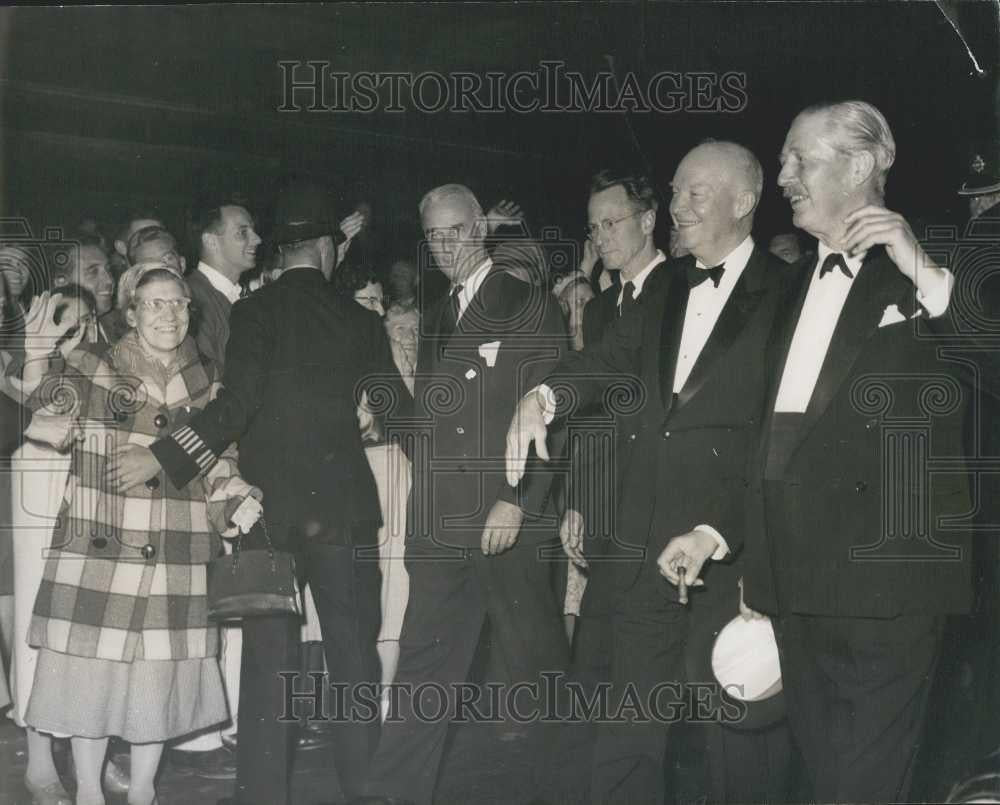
740, 100, 971, 803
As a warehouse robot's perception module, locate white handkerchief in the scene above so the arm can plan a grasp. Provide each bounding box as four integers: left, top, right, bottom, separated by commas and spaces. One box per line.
878, 304, 907, 328
478, 340, 501, 367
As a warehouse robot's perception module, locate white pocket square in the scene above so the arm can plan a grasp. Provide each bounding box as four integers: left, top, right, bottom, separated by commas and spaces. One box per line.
478, 340, 501, 367
878, 304, 907, 328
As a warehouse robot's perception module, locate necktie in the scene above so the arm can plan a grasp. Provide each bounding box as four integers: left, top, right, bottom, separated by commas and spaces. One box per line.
619, 280, 637, 318
440, 284, 463, 335
686, 262, 725, 289
818, 252, 853, 279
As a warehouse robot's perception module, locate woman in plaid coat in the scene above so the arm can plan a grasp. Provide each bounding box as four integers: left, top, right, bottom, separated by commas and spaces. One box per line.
23, 265, 258, 805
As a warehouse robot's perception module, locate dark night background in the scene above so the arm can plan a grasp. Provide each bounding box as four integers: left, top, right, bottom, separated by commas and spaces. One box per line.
0, 2, 997, 264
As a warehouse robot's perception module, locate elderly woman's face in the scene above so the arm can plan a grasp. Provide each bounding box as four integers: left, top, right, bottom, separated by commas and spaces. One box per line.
127, 277, 191, 359
386, 309, 419, 347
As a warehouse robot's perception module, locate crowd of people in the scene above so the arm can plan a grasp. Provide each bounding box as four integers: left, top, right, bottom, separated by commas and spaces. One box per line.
1, 97, 999, 805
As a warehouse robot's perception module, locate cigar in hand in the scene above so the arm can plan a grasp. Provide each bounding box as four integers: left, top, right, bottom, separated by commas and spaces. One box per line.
677, 565, 688, 605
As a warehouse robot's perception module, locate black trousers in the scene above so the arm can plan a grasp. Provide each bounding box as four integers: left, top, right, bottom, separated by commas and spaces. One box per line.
537, 560, 688, 805
774, 612, 943, 803
365, 540, 568, 805
235, 541, 382, 805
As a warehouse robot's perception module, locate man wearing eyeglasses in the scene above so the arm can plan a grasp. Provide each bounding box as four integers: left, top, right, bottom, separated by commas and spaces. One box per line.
508, 141, 792, 804
361, 183, 569, 805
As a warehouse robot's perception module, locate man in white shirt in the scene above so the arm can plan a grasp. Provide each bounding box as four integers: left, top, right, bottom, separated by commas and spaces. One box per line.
740, 100, 971, 803
508, 142, 792, 804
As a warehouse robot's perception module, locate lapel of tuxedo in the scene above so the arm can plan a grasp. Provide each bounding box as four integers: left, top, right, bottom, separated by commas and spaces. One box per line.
674, 248, 769, 411
656, 262, 690, 416
787, 248, 895, 444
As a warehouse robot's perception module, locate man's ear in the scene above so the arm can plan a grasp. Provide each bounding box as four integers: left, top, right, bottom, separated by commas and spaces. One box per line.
201, 231, 216, 259
850, 150, 876, 189
124, 306, 138, 329
734, 190, 757, 220
641, 208, 657, 235
179, 256, 187, 274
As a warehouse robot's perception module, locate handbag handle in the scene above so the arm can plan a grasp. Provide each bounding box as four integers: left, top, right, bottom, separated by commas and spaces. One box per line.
230, 515, 276, 574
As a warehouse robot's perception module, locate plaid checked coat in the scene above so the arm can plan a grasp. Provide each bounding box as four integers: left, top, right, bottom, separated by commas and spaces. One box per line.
25, 331, 250, 663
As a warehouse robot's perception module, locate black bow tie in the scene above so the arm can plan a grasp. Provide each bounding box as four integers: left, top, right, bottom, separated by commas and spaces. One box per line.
686, 262, 725, 289
818, 253, 853, 279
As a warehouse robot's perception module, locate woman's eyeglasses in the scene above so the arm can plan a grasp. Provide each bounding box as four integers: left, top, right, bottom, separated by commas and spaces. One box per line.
137, 298, 192, 314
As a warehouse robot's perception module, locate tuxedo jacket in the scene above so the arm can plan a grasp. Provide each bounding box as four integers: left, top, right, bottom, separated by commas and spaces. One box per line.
403, 266, 568, 552
549, 247, 791, 609
186, 268, 233, 371
151, 267, 403, 552
562, 265, 667, 528
742, 248, 974, 618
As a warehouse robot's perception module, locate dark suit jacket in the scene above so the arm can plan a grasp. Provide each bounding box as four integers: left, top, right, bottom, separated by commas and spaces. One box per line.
404, 266, 568, 551
563, 261, 667, 530
186, 268, 233, 371
549, 246, 791, 612
743, 248, 973, 618
151, 266, 403, 552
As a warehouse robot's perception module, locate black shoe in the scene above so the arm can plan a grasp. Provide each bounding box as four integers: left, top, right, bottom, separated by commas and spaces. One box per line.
170, 745, 238, 780
297, 722, 333, 752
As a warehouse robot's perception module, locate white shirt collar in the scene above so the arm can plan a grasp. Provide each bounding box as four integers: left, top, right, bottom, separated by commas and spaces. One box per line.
694, 234, 754, 275
620, 250, 667, 299
455, 257, 493, 312
197, 261, 242, 305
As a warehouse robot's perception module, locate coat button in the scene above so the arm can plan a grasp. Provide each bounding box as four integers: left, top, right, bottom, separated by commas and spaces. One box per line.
91, 537, 107, 549
145, 477, 160, 490
662, 431, 671, 439
865, 419, 878, 430
154, 414, 168, 429
628, 433, 636, 441
141, 544, 156, 560
456, 426, 465, 435
855, 481, 868, 493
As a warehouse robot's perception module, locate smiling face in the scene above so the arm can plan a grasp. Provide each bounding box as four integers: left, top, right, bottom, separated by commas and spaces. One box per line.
125, 275, 191, 362
75, 244, 114, 315
209, 205, 261, 277
669, 144, 752, 266
777, 111, 859, 247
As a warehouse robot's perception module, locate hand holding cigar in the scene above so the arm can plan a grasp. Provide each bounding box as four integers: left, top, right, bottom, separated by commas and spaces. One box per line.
656, 529, 716, 599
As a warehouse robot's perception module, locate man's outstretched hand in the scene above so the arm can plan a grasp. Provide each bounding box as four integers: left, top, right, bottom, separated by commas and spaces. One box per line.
505, 390, 549, 487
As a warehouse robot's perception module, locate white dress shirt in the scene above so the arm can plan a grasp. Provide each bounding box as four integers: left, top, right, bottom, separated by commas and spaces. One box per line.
673, 235, 754, 392
617, 250, 667, 310
774, 244, 954, 413
674, 235, 754, 559
197, 261, 242, 305
453, 258, 493, 321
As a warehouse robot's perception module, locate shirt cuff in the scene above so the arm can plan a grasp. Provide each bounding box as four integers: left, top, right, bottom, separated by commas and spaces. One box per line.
529, 384, 557, 424
915, 268, 953, 318
693, 524, 730, 561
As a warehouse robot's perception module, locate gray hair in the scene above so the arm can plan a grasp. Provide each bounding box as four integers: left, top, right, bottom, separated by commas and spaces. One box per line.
418, 184, 483, 218
805, 100, 896, 194
116, 261, 186, 310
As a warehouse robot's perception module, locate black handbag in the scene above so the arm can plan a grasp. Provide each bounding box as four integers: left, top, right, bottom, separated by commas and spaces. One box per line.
207, 518, 301, 621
